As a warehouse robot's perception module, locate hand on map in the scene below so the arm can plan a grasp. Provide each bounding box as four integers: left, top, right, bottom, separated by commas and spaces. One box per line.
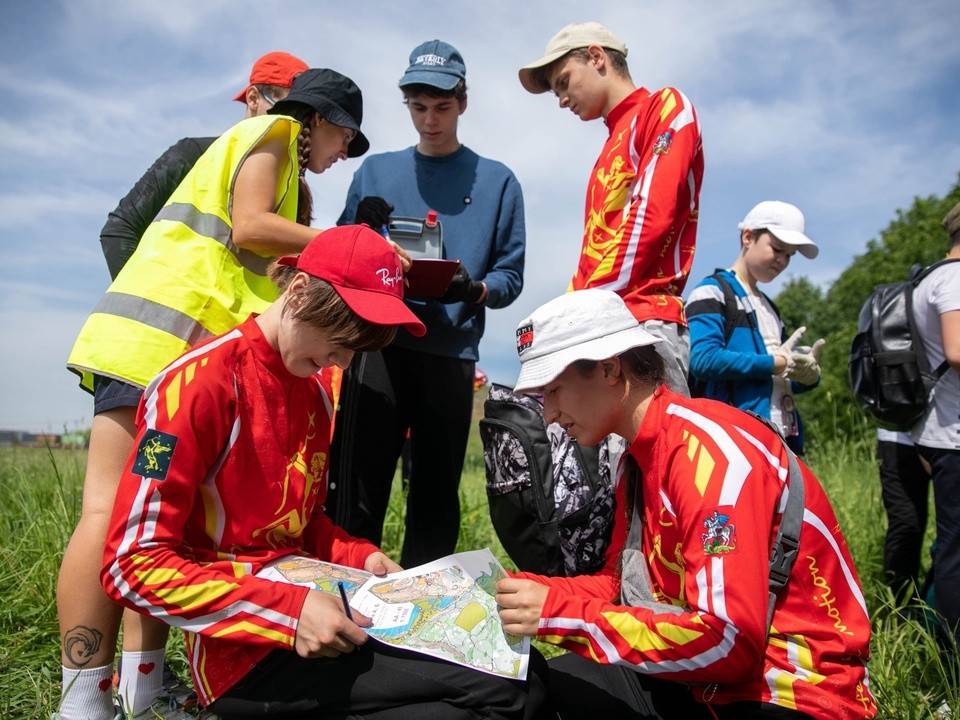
495, 577, 549, 636
294, 590, 371, 658
364, 551, 403, 576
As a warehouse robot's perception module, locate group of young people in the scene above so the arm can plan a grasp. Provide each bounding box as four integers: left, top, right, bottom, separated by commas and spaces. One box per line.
51, 20, 893, 720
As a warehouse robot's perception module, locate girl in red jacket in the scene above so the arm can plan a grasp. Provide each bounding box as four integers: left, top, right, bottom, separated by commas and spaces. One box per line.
102, 225, 547, 719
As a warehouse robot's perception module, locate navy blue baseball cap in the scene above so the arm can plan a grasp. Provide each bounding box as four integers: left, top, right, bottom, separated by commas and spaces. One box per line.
398, 40, 466, 90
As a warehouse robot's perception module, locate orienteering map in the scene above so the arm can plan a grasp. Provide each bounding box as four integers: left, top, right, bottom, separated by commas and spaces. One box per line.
258, 548, 529, 679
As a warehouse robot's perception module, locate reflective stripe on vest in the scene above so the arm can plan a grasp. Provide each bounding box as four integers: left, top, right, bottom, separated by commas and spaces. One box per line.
67, 115, 300, 389
154, 203, 272, 277
93, 292, 215, 347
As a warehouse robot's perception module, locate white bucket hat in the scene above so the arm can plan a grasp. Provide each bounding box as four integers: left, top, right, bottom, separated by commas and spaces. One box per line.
738, 200, 819, 259
514, 289, 660, 393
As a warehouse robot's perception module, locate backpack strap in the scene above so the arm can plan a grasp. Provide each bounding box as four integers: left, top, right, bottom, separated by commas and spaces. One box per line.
767, 444, 804, 631
711, 272, 739, 342
741, 411, 805, 632
702, 272, 740, 402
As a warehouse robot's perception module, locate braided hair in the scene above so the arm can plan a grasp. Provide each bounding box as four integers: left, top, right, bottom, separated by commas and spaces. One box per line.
275, 103, 316, 226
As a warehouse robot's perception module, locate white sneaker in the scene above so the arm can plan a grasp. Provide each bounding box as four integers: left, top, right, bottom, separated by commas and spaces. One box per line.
935, 701, 953, 720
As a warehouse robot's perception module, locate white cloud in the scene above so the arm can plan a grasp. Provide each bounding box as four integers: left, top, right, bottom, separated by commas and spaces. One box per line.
0, 0, 957, 430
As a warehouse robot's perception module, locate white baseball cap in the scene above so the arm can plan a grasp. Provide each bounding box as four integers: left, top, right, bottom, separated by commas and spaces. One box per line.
518, 22, 628, 94
514, 289, 660, 393
737, 201, 819, 259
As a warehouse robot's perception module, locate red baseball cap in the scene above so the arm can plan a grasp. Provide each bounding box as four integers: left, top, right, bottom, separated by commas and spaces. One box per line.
233, 51, 309, 102
277, 226, 426, 337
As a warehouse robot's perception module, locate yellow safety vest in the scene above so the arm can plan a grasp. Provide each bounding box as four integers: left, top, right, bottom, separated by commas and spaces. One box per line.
68, 115, 301, 391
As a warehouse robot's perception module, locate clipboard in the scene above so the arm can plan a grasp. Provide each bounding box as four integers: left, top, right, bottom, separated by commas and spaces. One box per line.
405, 258, 461, 298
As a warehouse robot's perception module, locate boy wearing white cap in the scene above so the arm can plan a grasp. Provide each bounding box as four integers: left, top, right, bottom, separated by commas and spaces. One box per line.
495, 289, 876, 719
518, 22, 704, 395
686, 201, 824, 455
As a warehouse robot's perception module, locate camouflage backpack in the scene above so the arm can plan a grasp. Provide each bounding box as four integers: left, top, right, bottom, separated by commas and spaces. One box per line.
479, 383, 616, 576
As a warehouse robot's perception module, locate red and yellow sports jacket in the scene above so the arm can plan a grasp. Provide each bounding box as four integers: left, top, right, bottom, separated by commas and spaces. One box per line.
520, 387, 876, 718
102, 316, 379, 707
573, 87, 704, 327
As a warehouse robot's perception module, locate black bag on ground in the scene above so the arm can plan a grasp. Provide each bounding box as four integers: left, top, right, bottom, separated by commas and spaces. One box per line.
848, 259, 959, 430
479, 383, 615, 576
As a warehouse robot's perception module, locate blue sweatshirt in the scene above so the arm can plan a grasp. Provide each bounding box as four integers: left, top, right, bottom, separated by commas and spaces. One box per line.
338, 145, 525, 360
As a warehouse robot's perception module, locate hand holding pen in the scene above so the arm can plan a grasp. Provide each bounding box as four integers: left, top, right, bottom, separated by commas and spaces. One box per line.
293, 589, 368, 659
338, 581, 354, 622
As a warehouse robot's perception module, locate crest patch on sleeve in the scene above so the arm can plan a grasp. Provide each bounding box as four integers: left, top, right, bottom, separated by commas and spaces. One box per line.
701, 507, 737, 555
133, 429, 178, 480
653, 130, 673, 155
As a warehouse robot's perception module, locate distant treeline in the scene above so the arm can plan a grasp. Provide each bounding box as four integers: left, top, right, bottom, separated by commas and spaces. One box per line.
774, 173, 960, 447
0, 430, 89, 449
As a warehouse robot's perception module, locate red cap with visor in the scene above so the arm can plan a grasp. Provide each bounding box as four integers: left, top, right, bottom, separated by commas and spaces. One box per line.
233, 51, 309, 102
277, 225, 426, 337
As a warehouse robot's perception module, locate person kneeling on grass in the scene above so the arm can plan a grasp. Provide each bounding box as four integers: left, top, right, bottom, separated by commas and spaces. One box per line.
100, 225, 548, 719
495, 289, 877, 720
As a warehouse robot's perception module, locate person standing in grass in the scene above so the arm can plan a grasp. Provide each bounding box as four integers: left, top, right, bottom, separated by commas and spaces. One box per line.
496, 289, 876, 719
686, 201, 824, 455
328, 39, 526, 568
909, 200, 960, 667
59, 68, 371, 720
518, 22, 703, 395
87, 50, 308, 719
101, 226, 548, 719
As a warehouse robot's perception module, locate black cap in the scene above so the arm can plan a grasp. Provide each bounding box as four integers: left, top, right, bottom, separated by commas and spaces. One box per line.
269, 68, 369, 158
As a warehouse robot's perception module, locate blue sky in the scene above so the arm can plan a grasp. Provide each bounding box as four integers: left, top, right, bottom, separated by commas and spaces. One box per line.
1, 0, 958, 432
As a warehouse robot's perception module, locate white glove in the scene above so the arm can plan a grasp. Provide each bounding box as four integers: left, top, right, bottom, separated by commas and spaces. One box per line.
788, 338, 825, 386
773, 326, 806, 377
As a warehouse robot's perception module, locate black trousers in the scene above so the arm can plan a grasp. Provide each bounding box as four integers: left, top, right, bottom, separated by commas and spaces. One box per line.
547, 653, 813, 720
918, 444, 960, 651
209, 643, 549, 719
877, 439, 931, 604
329, 345, 475, 567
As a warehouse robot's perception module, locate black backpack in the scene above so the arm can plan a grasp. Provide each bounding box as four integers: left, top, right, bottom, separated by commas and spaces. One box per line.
848, 259, 959, 430
479, 384, 615, 576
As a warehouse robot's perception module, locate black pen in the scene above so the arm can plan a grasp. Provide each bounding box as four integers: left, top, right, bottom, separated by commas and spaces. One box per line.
337, 581, 354, 622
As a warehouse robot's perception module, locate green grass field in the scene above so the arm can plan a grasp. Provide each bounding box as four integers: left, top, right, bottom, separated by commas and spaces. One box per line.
0, 426, 955, 718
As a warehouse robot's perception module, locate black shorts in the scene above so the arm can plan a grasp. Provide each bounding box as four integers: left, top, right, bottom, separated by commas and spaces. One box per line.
93, 374, 143, 415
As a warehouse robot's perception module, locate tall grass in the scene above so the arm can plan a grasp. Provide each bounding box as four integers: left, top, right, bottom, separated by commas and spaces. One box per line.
2, 426, 955, 719
0, 447, 86, 717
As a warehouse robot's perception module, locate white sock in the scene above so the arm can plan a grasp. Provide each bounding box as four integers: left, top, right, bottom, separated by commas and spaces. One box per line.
58, 663, 115, 720
117, 649, 165, 716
